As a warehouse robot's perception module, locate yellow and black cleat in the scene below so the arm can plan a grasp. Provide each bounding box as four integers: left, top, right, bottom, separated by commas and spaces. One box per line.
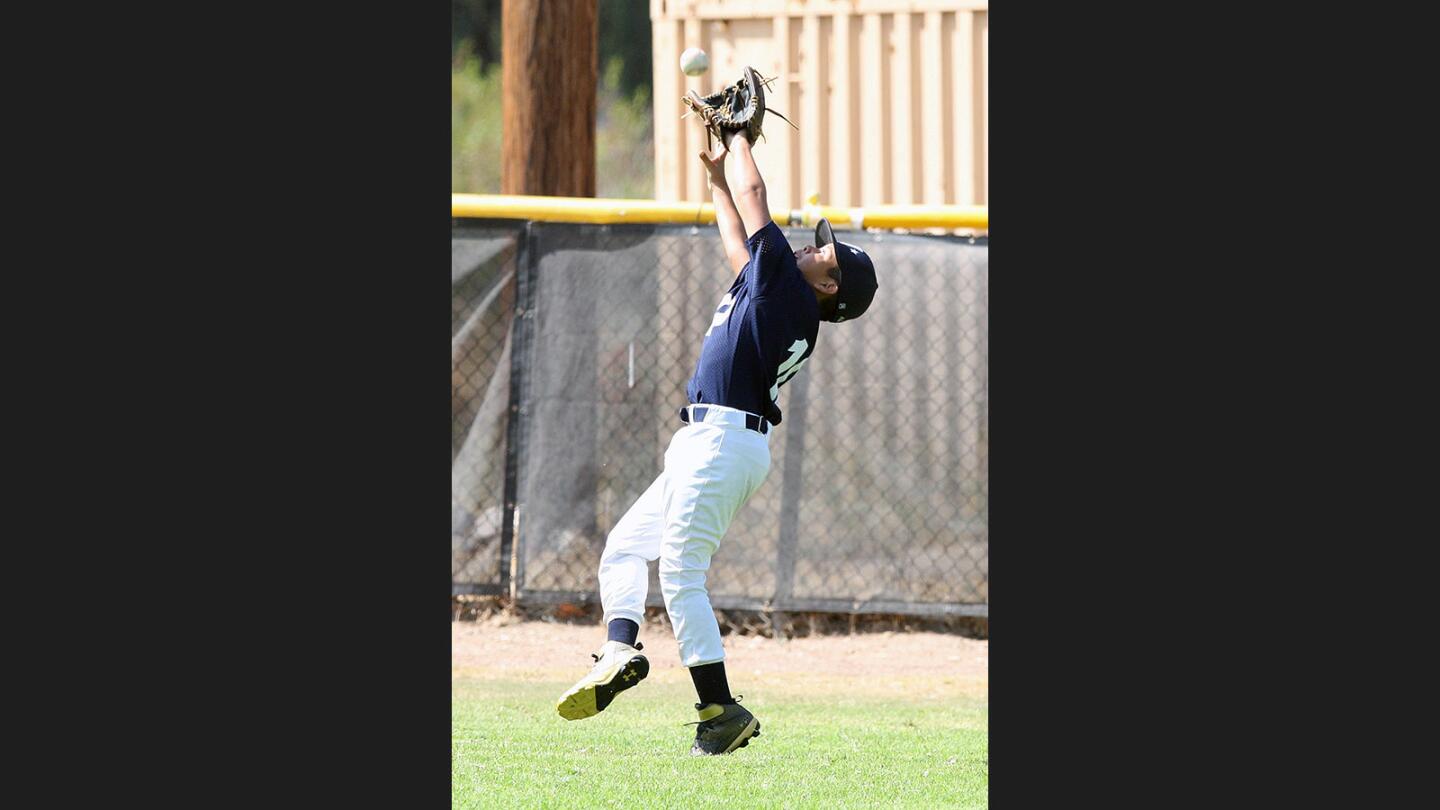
689, 700, 761, 756
555, 641, 649, 721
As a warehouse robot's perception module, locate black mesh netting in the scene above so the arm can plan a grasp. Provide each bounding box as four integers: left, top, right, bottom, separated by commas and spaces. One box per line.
453, 220, 987, 615
451, 222, 522, 593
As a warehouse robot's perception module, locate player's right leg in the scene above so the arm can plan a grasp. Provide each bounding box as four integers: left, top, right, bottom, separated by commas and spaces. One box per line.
657, 420, 771, 754
555, 471, 666, 721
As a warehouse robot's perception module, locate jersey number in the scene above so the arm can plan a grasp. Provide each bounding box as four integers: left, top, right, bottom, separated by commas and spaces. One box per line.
704, 293, 735, 337
770, 339, 809, 402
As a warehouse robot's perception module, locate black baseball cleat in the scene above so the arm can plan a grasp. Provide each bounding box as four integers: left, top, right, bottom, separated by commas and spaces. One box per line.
688, 700, 762, 756
555, 641, 649, 721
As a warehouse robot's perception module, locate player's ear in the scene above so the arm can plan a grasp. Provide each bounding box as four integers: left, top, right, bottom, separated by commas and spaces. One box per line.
811, 276, 839, 295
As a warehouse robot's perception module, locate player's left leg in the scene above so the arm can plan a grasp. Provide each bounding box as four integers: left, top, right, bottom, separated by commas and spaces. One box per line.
555, 471, 666, 720
598, 471, 668, 633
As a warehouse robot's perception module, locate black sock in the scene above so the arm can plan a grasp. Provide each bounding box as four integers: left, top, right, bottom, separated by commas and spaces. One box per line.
688, 661, 734, 706
607, 618, 639, 647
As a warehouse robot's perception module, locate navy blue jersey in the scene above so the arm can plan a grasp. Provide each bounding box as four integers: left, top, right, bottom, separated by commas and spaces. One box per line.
686, 222, 820, 423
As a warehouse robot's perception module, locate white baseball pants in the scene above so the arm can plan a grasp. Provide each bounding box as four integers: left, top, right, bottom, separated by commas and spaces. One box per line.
598, 405, 771, 667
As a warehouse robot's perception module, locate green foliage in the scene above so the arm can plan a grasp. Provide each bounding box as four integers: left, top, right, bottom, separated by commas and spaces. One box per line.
452, 43, 503, 194
453, 678, 988, 808
452, 0, 652, 98
598, 0, 654, 97
452, 45, 654, 198
451, 0, 502, 67
595, 57, 654, 199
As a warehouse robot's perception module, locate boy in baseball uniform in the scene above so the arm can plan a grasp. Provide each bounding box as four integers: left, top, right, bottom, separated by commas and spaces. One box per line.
557, 73, 879, 755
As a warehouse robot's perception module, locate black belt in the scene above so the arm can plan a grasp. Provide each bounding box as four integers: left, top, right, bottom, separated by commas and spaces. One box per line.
678, 405, 770, 435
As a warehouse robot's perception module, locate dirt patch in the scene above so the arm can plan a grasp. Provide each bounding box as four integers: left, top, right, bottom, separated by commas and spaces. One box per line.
453, 618, 987, 696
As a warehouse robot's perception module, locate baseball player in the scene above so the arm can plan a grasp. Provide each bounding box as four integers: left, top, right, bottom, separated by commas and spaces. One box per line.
555, 67, 879, 756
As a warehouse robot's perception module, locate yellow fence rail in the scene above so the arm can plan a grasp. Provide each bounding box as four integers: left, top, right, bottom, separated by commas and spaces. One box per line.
452, 194, 987, 232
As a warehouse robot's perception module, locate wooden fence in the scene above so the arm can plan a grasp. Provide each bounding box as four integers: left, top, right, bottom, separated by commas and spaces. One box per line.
651, 0, 988, 210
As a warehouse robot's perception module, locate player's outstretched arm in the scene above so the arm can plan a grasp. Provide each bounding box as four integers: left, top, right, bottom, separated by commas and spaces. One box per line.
722, 130, 770, 239
699, 146, 750, 276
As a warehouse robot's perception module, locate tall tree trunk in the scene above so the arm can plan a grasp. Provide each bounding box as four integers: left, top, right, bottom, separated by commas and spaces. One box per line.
501, 0, 598, 197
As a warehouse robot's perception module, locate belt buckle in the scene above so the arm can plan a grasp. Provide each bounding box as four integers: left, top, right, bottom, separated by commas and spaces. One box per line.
680, 405, 710, 425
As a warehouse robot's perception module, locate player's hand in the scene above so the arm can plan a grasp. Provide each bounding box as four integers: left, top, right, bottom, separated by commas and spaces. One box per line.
698, 145, 729, 189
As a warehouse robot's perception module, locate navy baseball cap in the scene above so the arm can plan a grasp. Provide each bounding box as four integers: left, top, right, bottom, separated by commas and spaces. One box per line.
814, 218, 878, 323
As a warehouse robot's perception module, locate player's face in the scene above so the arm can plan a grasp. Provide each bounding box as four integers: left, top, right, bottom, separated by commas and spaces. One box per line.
795, 243, 839, 291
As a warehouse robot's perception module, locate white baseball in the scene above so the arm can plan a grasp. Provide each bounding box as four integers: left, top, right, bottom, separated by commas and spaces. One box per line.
680, 48, 709, 77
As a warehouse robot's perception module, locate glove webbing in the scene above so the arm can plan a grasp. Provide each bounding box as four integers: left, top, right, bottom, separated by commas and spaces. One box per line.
682, 71, 798, 151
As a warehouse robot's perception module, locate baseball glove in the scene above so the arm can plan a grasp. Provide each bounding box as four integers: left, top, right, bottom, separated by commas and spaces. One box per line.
682, 66, 797, 150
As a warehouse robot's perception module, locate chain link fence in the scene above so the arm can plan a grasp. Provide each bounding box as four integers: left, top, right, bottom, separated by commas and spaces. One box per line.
451, 222, 521, 594
453, 219, 987, 617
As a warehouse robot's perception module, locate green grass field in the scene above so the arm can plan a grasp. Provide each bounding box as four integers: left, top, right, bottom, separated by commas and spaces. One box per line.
452, 676, 987, 809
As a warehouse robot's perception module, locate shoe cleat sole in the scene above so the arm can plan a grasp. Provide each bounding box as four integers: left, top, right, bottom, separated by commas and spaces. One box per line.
555, 654, 649, 721
691, 718, 761, 756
